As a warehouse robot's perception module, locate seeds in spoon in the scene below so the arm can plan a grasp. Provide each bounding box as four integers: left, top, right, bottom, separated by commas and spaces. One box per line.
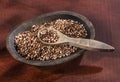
39, 28, 59, 43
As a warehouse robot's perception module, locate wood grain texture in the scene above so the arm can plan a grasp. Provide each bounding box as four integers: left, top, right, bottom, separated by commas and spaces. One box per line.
0, 0, 120, 82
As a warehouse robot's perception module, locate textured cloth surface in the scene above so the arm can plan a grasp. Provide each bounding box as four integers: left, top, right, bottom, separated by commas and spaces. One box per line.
0, 0, 120, 82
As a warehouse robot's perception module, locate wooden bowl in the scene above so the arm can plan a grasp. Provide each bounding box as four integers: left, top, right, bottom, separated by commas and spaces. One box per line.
6, 11, 95, 66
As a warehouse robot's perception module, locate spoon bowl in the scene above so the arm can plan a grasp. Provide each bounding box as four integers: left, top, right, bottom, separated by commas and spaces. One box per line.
38, 27, 69, 45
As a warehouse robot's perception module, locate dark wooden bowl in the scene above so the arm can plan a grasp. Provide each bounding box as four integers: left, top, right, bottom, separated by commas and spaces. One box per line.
6, 11, 95, 66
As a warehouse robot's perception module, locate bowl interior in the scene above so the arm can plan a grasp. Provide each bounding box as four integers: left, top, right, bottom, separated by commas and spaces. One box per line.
6, 11, 95, 66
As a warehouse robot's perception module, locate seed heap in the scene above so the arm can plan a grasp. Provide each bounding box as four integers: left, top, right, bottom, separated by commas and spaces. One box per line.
15, 19, 87, 61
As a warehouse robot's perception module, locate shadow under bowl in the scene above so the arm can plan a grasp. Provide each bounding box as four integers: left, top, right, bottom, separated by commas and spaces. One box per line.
6, 11, 95, 66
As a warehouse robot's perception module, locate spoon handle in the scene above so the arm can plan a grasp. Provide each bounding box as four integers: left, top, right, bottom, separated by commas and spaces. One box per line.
68, 38, 115, 51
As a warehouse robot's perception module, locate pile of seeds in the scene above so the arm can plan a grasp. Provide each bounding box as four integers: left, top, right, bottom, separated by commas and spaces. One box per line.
14, 19, 87, 61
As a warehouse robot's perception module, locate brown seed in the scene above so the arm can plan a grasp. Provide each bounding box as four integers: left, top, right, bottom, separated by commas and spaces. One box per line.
14, 19, 87, 61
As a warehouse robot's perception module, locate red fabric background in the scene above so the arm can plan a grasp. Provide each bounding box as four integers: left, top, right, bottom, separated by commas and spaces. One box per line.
0, 0, 120, 82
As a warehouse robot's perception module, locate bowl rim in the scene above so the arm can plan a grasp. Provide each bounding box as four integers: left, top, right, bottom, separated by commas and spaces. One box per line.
6, 11, 95, 66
